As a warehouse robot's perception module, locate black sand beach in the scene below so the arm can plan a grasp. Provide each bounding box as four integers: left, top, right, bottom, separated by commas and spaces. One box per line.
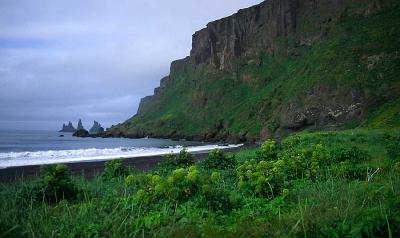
0, 146, 246, 182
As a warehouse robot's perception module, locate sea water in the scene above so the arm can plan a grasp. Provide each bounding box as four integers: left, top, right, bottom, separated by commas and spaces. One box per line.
0, 130, 241, 168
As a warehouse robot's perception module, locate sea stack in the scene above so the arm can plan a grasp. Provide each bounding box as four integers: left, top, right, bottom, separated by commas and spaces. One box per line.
77, 119, 85, 130
59, 121, 76, 132
89, 121, 104, 134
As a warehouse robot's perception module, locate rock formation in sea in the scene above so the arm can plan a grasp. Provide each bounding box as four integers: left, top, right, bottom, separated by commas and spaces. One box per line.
73, 129, 89, 137
59, 121, 76, 132
89, 121, 105, 134
77, 119, 85, 130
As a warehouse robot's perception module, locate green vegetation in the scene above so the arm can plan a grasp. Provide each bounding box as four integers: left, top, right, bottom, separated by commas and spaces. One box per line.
102, 159, 129, 180
200, 149, 236, 170
2, 4, 400, 237
160, 149, 195, 170
15, 164, 82, 204
1, 129, 399, 237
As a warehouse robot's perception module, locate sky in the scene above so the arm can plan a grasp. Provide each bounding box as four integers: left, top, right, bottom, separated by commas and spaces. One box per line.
0, 0, 262, 130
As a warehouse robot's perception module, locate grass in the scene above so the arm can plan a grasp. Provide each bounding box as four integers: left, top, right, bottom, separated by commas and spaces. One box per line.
1, 128, 399, 237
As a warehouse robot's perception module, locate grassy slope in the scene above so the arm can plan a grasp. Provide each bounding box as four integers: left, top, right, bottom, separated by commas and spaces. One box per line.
118, 5, 400, 140
1, 128, 399, 237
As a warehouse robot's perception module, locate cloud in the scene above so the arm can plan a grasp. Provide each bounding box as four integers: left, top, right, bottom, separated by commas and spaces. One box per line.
0, 0, 263, 130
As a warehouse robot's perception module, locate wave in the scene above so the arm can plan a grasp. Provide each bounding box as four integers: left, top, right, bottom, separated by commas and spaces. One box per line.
0, 144, 243, 168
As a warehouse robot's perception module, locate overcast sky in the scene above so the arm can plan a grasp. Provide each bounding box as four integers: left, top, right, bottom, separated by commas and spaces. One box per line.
0, 0, 262, 130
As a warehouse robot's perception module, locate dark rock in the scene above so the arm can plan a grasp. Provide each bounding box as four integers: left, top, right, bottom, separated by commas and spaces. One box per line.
73, 129, 89, 137
189, 0, 351, 71
278, 85, 364, 132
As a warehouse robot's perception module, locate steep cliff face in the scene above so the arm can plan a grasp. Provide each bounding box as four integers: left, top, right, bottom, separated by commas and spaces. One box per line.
191, 0, 323, 70
107, 0, 400, 142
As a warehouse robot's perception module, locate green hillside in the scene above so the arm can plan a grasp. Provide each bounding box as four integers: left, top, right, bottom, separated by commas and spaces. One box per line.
107, 0, 400, 142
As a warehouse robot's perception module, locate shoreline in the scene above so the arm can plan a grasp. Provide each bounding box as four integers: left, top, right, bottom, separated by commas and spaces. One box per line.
0, 146, 248, 182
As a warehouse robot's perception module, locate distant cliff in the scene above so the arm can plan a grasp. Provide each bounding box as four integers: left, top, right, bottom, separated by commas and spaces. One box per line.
106, 0, 400, 142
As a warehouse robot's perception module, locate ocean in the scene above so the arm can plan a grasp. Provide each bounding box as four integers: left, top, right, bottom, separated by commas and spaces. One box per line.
0, 130, 240, 168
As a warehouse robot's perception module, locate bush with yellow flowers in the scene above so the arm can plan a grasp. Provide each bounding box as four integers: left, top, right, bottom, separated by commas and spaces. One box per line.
279, 143, 329, 179
237, 159, 287, 197
130, 166, 236, 212
132, 166, 210, 204
258, 139, 279, 160
237, 141, 329, 197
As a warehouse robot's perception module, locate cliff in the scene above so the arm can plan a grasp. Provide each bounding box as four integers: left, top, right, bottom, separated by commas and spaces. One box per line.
106, 0, 400, 142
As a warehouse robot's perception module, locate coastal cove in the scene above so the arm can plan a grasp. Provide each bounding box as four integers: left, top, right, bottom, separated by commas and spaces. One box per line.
1, 0, 399, 236
0, 130, 242, 170
0, 145, 246, 181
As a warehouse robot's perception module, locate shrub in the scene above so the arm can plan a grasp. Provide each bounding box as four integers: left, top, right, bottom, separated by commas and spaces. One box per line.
201, 149, 236, 170
130, 165, 238, 214
175, 150, 195, 166
257, 139, 280, 160
279, 144, 329, 179
237, 159, 287, 197
161, 149, 194, 169
38, 164, 79, 203
237, 143, 330, 197
102, 159, 128, 180
133, 166, 229, 204
133, 166, 202, 204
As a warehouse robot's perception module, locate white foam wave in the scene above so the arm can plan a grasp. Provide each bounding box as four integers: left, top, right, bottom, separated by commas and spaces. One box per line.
0, 144, 243, 168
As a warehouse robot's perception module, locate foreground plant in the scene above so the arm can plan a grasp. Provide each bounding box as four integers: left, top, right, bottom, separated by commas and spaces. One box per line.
37, 164, 79, 203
